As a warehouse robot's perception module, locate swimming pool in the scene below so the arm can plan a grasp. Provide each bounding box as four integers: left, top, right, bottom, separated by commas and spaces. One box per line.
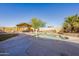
35, 32, 67, 40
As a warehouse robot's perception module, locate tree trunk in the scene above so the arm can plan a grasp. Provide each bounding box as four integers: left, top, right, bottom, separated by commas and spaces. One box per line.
35, 29, 38, 37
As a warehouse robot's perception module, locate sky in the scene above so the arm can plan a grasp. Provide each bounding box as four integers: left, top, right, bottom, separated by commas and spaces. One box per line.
0, 3, 79, 27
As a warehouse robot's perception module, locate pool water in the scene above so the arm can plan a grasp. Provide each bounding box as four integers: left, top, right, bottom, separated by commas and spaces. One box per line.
35, 32, 65, 40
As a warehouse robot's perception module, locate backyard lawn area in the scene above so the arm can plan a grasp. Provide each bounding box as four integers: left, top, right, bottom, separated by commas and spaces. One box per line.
0, 34, 18, 41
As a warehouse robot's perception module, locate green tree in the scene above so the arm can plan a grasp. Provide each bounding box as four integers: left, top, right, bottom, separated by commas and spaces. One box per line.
31, 18, 46, 36
62, 14, 79, 33
31, 18, 46, 30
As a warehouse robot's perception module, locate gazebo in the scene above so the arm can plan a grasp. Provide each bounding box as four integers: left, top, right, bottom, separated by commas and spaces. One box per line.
16, 23, 32, 32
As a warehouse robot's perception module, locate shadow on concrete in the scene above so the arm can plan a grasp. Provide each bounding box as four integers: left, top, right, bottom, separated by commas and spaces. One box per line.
0, 34, 79, 56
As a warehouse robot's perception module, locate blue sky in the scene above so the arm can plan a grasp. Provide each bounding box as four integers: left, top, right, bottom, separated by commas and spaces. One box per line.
0, 3, 79, 27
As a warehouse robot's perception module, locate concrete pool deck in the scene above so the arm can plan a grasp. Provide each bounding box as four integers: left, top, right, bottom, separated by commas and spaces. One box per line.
0, 33, 79, 56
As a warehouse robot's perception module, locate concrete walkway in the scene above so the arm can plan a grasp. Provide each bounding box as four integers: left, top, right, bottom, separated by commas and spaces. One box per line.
0, 34, 79, 56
